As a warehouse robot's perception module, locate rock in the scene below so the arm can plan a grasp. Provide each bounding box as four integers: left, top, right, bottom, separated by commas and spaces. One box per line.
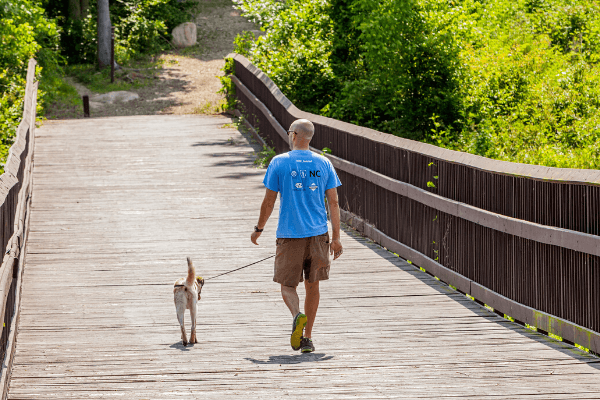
90, 91, 139, 105
172, 22, 197, 48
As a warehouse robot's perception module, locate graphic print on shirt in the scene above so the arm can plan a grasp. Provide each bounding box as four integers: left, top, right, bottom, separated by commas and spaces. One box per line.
291, 167, 304, 191
290, 163, 323, 192
290, 155, 324, 192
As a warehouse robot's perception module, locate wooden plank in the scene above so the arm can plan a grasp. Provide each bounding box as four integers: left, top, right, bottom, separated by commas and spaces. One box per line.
7, 115, 600, 399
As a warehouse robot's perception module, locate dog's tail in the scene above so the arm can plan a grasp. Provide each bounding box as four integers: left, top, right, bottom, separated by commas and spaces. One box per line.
186, 257, 195, 286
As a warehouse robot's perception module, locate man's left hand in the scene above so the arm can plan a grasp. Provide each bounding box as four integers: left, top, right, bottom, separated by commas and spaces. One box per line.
251, 231, 262, 245
330, 238, 343, 260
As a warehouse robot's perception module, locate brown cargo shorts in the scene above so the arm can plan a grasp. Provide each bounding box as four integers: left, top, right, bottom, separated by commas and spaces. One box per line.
274, 232, 330, 287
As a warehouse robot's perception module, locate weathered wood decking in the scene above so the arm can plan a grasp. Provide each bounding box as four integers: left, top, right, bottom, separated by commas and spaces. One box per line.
7, 115, 600, 399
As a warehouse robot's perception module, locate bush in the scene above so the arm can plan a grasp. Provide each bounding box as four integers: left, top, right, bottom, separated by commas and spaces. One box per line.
235, 0, 600, 169
43, 0, 196, 64
112, 0, 196, 62
238, 0, 338, 114
0, 0, 60, 168
329, 0, 463, 141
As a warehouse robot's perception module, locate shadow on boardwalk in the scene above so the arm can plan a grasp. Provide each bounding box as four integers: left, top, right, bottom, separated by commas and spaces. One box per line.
245, 353, 334, 364
356, 234, 600, 369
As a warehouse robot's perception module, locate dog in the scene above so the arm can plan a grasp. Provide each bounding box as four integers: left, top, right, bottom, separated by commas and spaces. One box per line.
173, 257, 204, 346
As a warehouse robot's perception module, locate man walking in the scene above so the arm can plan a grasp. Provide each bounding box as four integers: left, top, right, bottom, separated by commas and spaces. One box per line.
251, 119, 343, 353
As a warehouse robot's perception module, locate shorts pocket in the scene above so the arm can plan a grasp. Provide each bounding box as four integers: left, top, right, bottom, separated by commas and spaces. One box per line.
316, 233, 329, 244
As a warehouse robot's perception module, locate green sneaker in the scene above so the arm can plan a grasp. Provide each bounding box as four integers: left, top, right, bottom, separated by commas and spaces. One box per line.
301, 337, 315, 353
291, 312, 307, 351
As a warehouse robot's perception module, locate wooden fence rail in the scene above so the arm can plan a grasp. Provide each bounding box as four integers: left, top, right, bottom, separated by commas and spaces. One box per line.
0, 59, 37, 399
228, 53, 600, 355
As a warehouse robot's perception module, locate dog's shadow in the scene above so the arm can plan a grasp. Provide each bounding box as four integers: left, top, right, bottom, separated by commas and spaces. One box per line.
169, 342, 194, 351
245, 353, 333, 364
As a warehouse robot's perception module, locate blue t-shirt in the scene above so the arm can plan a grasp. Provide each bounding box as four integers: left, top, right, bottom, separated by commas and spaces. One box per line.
263, 150, 342, 238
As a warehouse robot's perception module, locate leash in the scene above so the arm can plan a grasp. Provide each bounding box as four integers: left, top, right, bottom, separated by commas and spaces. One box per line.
204, 254, 276, 281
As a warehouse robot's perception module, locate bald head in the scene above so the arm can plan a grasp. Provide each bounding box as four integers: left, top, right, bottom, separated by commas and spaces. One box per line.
289, 119, 314, 141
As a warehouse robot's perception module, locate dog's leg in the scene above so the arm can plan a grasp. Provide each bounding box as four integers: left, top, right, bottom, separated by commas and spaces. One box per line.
176, 302, 188, 346
190, 298, 198, 344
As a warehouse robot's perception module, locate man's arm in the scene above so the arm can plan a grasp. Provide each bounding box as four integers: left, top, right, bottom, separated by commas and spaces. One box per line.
325, 187, 343, 260
251, 188, 278, 245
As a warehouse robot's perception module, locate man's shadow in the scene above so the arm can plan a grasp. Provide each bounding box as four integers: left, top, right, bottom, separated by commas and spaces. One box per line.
245, 353, 333, 364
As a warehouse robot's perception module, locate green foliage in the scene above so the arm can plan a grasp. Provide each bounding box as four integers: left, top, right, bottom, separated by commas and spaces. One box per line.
0, 0, 61, 168
39, 67, 83, 120
329, 0, 463, 141
218, 58, 238, 112
233, 32, 255, 58
112, 0, 195, 63
454, 0, 600, 168
65, 61, 158, 94
43, 0, 195, 64
232, 0, 286, 28
235, 0, 600, 169
254, 145, 276, 168
238, 0, 338, 114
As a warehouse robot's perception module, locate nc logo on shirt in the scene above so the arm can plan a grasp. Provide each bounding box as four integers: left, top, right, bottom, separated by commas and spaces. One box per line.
299, 170, 307, 179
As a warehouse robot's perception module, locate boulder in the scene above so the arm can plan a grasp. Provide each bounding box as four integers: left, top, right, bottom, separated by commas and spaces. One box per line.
91, 91, 139, 104
172, 22, 197, 48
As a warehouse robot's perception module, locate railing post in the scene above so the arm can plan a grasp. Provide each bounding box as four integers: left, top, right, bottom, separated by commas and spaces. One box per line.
83, 95, 90, 118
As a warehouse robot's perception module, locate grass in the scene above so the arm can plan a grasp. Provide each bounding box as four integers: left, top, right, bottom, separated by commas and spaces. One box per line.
192, 99, 228, 115
40, 71, 83, 120
65, 56, 164, 94
253, 144, 275, 168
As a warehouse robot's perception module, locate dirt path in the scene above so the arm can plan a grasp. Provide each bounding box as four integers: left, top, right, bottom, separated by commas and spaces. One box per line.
55, 0, 259, 119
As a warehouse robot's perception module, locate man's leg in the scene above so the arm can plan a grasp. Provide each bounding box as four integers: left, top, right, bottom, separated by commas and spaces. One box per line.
281, 284, 306, 350
280, 284, 300, 316
303, 280, 319, 338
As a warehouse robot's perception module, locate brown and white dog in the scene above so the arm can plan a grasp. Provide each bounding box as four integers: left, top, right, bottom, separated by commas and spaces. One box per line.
173, 257, 204, 346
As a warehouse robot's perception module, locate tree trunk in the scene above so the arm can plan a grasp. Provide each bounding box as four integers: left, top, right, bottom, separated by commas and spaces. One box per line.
68, 0, 81, 20
97, 0, 111, 69
80, 0, 89, 18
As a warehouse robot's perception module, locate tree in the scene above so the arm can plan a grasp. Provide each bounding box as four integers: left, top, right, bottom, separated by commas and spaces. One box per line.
67, 0, 89, 20
97, 0, 111, 68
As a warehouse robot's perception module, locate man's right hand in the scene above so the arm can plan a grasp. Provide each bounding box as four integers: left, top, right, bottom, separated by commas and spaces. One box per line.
330, 238, 343, 260
251, 231, 261, 245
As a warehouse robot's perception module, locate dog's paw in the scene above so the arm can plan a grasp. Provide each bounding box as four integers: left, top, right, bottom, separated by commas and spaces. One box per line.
182, 340, 188, 347
190, 332, 197, 344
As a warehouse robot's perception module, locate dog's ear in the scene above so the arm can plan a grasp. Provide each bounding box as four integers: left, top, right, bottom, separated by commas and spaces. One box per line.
196, 277, 204, 288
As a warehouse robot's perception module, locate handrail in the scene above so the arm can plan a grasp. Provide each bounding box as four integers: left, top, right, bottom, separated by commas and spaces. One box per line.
231, 73, 600, 257
0, 58, 37, 398
228, 53, 600, 355
230, 54, 600, 185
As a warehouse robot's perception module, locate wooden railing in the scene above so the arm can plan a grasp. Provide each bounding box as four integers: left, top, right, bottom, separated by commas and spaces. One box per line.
228, 53, 600, 355
0, 59, 37, 397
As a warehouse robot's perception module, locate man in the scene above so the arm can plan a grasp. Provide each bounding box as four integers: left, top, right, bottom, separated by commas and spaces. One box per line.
251, 118, 343, 353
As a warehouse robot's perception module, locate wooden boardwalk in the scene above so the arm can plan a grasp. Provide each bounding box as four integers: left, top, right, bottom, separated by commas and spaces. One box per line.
7, 115, 600, 399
